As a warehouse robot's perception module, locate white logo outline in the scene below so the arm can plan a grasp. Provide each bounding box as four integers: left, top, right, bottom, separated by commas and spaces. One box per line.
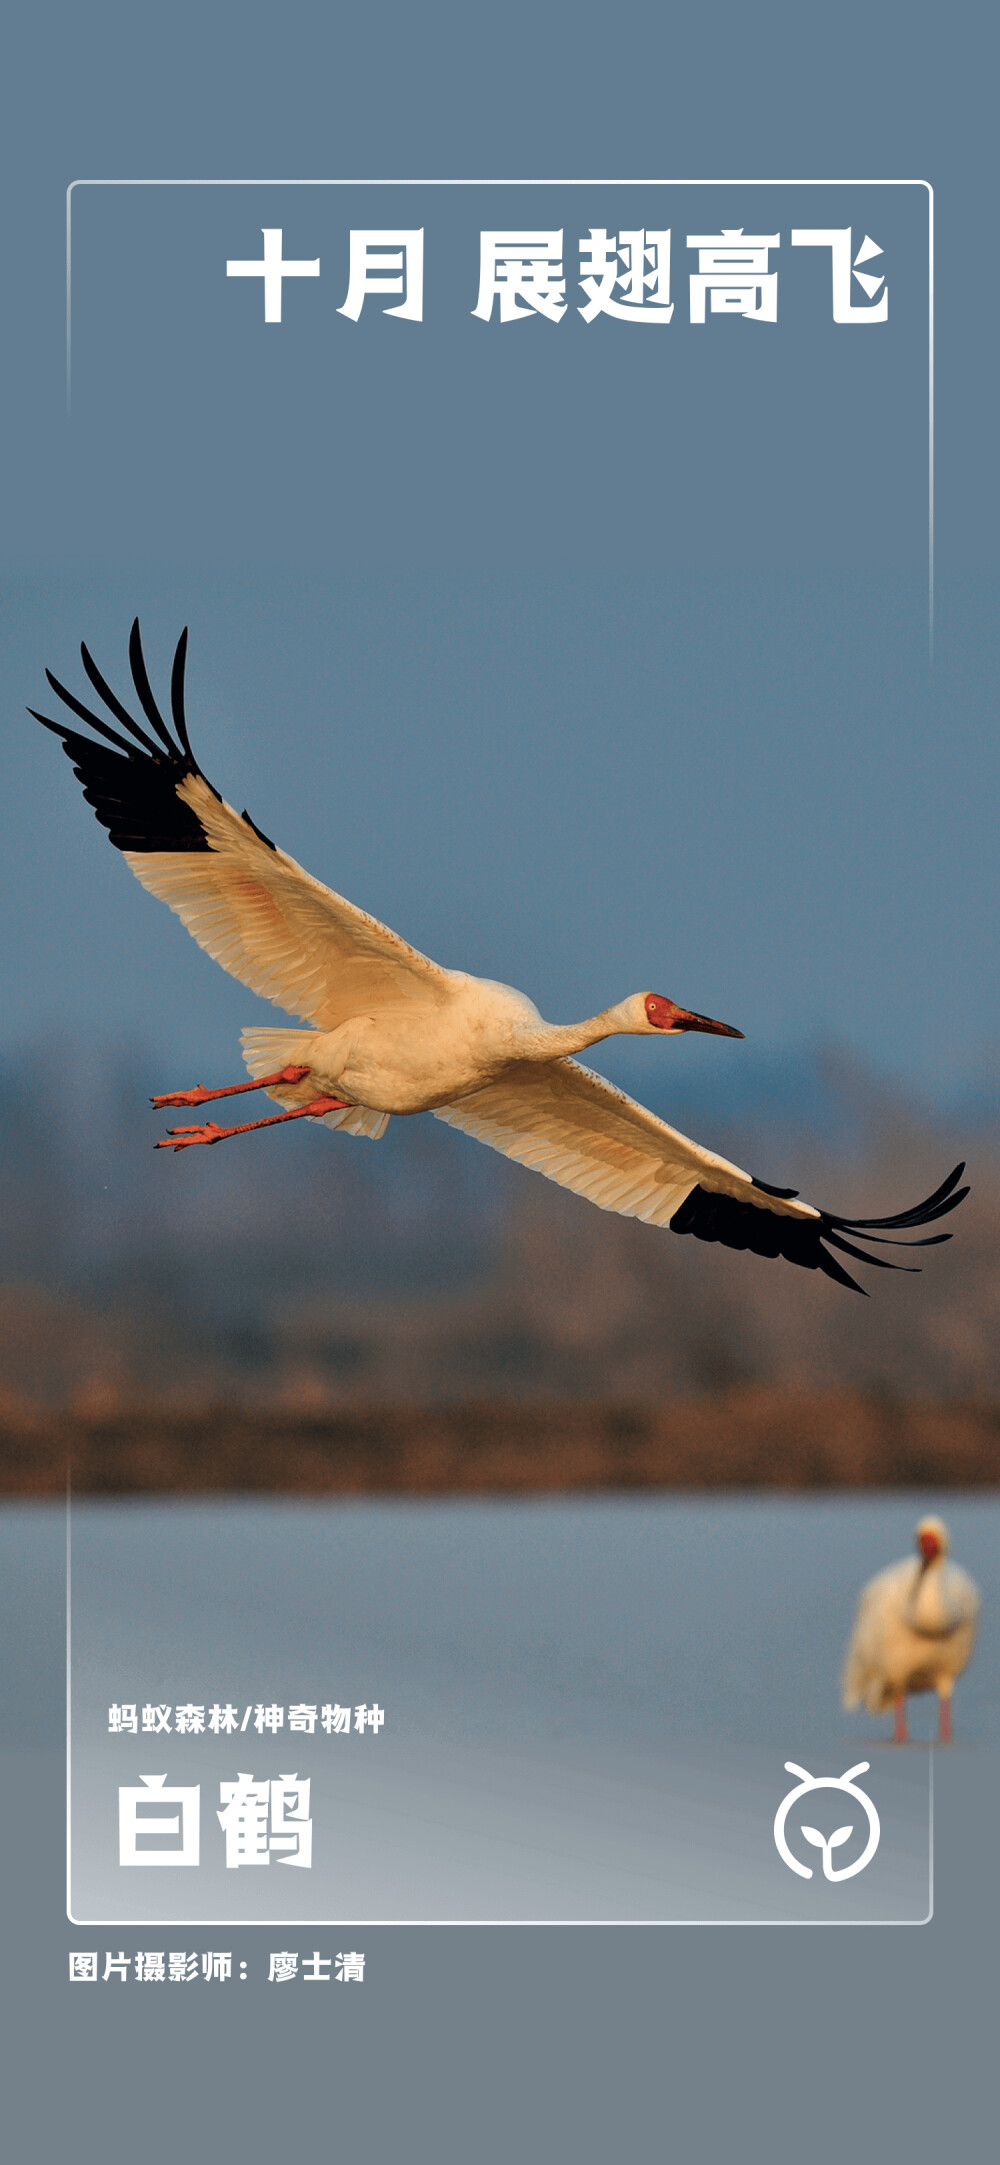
773, 1760, 881, 1882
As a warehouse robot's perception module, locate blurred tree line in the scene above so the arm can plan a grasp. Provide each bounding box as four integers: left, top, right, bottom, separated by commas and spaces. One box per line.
0, 1039, 996, 1411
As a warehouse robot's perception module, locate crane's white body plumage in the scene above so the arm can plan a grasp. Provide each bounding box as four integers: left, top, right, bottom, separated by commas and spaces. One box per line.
126, 771, 816, 1228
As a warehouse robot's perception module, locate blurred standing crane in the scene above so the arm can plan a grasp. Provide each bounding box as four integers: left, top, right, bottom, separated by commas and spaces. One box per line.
842, 1516, 980, 1741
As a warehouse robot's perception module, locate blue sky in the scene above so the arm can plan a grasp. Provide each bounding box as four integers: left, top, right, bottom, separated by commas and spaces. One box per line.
2, 7, 996, 1105
5, 565, 995, 1102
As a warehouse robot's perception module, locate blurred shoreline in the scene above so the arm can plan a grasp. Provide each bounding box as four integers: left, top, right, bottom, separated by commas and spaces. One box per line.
3, 1391, 997, 1494
3, 1041, 997, 1491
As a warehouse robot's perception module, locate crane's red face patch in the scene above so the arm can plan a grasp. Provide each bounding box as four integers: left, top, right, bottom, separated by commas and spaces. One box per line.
919, 1528, 942, 1561
644, 994, 682, 1030
644, 994, 744, 1038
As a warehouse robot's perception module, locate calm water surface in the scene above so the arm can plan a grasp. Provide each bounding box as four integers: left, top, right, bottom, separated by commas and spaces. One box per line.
3, 1489, 995, 1748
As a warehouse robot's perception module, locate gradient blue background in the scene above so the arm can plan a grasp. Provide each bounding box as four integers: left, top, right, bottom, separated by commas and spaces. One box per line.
1, 160, 994, 1103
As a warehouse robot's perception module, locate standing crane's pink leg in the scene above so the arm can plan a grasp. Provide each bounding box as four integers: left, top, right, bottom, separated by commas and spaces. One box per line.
151, 1065, 312, 1109
156, 1095, 347, 1150
893, 1697, 908, 1743
938, 1693, 953, 1744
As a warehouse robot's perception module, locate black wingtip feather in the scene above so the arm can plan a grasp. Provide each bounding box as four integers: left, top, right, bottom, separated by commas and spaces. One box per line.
831, 1162, 966, 1231
854, 1229, 953, 1249
31, 625, 279, 855
79, 639, 158, 751
170, 629, 194, 760
828, 1185, 969, 1236
29, 704, 136, 761
127, 620, 177, 755
29, 628, 214, 853
44, 667, 163, 761
671, 1159, 969, 1294
823, 1230, 919, 1273
815, 1249, 868, 1294
242, 808, 277, 850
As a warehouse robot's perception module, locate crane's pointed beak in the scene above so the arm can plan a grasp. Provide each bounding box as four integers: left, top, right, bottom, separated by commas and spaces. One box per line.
672, 1006, 744, 1039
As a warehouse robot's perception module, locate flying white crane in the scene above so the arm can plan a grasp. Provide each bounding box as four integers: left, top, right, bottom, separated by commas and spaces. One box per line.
29, 623, 969, 1293
842, 1516, 980, 1741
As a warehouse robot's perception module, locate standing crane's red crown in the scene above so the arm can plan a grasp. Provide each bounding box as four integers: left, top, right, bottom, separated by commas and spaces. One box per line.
917, 1519, 946, 1562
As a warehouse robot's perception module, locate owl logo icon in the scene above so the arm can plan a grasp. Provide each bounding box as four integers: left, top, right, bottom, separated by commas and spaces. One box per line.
773, 1761, 881, 1882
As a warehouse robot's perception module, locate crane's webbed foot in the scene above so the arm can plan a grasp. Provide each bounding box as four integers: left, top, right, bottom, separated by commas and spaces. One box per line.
151, 1065, 311, 1110
156, 1094, 347, 1151
157, 1120, 229, 1150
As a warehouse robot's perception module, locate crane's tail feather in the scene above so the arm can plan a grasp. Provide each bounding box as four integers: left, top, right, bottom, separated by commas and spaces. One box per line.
319, 1104, 391, 1140
240, 1026, 323, 1084
239, 1027, 389, 1140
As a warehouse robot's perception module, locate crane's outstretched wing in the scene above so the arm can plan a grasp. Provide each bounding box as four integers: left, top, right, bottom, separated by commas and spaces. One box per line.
28, 622, 452, 1031
435, 1061, 968, 1292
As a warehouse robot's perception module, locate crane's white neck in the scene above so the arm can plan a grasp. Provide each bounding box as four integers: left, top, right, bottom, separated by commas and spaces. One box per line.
516, 996, 649, 1061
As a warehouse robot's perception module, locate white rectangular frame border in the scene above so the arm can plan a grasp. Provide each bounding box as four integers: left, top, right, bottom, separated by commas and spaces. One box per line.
64, 181, 936, 1925
65, 178, 935, 656
66, 1489, 934, 1929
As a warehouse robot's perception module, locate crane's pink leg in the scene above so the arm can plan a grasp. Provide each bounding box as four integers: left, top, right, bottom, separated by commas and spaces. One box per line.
156, 1094, 347, 1150
151, 1065, 312, 1110
938, 1694, 952, 1744
893, 1698, 908, 1743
